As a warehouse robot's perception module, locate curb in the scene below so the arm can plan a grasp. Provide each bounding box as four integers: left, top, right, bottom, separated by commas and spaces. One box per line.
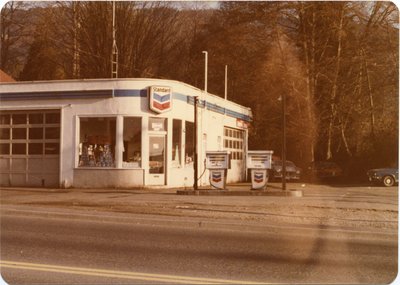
176, 189, 303, 197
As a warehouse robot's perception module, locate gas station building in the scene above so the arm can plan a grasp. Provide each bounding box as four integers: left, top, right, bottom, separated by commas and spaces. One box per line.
0, 78, 252, 188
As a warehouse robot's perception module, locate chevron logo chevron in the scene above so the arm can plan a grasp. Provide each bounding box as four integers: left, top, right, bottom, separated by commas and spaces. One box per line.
152, 101, 170, 110
153, 93, 170, 103
254, 173, 264, 183
212, 172, 222, 182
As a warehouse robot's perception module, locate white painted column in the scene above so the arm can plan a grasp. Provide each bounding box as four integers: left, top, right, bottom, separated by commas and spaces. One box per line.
74, 115, 80, 168
166, 117, 173, 186
115, 116, 123, 168
141, 116, 149, 185
59, 107, 65, 187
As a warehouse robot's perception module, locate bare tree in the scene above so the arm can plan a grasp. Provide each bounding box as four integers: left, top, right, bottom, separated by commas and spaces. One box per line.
0, 1, 31, 77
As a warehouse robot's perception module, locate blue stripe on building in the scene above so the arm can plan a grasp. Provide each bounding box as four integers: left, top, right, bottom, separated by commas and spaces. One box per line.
172, 93, 187, 102
206, 102, 225, 115
1, 89, 251, 122
0, 89, 113, 100
113, 89, 147, 97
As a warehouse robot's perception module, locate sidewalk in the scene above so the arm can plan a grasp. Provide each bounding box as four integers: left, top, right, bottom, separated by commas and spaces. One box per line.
0, 182, 300, 195
1, 183, 397, 233
176, 185, 303, 196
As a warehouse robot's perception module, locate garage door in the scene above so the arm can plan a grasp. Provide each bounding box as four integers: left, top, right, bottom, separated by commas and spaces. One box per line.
0, 110, 60, 187
224, 126, 246, 182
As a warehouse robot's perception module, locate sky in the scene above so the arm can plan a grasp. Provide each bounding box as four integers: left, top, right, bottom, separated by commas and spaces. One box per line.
173, 1, 220, 9
0, 0, 221, 10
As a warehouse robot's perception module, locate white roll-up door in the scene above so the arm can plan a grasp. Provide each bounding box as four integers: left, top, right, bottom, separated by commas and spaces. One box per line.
0, 110, 60, 187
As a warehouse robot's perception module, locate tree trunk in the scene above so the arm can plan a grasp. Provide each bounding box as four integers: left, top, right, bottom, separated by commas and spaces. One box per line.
361, 48, 376, 144
326, 5, 344, 160
300, 2, 316, 162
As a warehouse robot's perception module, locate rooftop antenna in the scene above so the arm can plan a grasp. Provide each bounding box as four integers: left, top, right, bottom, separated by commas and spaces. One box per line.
111, 1, 118, 78
73, 1, 80, 78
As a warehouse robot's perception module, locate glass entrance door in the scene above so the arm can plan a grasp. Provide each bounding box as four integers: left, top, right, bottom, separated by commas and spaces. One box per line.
148, 135, 165, 185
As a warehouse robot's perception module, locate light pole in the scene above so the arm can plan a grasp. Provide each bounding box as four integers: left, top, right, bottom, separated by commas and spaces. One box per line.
281, 93, 287, 191
202, 51, 208, 93
193, 96, 199, 190
194, 51, 207, 190
195, 50, 207, 188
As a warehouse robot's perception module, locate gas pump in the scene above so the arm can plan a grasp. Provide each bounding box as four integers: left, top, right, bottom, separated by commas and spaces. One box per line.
247, 150, 273, 190
205, 151, 229, 190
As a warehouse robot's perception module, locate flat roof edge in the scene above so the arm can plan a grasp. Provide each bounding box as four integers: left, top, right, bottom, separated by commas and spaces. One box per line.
0, 78, 252, 111
0, 78, 202, 91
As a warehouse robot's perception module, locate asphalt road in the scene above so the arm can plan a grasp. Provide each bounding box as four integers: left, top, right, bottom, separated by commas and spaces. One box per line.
1, 205, 397, 284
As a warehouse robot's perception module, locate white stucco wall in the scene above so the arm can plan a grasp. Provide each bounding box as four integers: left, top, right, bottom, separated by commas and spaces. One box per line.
0, 78, 252, 188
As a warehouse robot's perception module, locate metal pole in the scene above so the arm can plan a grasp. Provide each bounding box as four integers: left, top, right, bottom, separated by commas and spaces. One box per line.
199, 51, 207, 187
73, 2, 80, 79
224, 65, 228, 100
193, 97, 198, 190
202, 51, 208, 93
111, 1, 118, 78
282, 93, 287, 191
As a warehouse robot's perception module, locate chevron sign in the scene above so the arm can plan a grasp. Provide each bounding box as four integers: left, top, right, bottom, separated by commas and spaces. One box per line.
254, 172, 264, 183
210, 170, 225, 189
251, 169, 267, 190
149, 86, 172, 113
212, 172, 222, 183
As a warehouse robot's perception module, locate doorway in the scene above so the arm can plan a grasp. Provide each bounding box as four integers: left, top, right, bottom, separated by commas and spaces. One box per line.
148, 135, 166, 185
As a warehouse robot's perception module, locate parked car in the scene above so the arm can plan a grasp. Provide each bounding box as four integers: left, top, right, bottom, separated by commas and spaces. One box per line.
269, 160, 301, 181
367, 168, 399, 187
307, 161, 343, 180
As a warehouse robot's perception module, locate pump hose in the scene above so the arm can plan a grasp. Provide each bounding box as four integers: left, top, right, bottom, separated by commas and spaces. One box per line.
197, 159, 225, 190
196, 159, 207, 181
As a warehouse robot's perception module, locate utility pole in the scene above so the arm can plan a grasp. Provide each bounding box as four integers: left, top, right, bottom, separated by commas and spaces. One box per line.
111, 1, 118, 78
202, 51, 208, 93
193, 97, 198, 190
282, 93, 287, 191
197, 50, 207, 187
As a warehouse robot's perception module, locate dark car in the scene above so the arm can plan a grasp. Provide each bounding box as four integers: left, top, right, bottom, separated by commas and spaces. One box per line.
307, 161, 343, 180
269, 160, 301, 181
367, 168, 399, 187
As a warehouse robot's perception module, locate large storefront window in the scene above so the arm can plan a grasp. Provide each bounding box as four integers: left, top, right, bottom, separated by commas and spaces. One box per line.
79, 117, 116, 167
185, 121, 194, 164
123, 117, 141, 168
172, 120, 182, 166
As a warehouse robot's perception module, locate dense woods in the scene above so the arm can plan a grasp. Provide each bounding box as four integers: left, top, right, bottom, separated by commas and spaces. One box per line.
1, 1, 398, 180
